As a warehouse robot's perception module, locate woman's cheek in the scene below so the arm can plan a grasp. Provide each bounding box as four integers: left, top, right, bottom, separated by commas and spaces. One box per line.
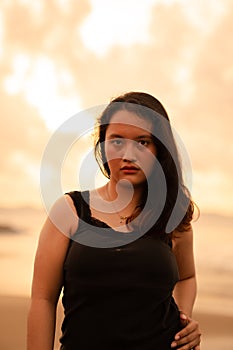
138, 151, 156, 175
105, 147, 122, 165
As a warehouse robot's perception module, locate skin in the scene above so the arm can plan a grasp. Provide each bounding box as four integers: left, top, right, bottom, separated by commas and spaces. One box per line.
105, 110, 157, 188
27, 110, 201, 350
94, 111, 158, 224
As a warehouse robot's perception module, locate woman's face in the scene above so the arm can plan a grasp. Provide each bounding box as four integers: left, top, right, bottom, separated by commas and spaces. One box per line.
104, 110, 157, 187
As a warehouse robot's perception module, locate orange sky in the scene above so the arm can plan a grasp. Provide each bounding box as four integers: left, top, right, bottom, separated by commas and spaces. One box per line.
0, 0, 233, 216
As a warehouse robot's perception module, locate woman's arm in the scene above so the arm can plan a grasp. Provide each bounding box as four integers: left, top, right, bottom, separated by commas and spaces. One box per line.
172, 227, 197, 316
171, 227, 201, 350
27, 195, 78, 350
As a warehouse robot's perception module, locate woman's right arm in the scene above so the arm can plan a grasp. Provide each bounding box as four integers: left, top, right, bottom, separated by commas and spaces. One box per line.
27, 195, 78, 350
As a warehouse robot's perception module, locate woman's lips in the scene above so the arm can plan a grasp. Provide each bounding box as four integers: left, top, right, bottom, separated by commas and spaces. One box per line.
120, 166, 140, 173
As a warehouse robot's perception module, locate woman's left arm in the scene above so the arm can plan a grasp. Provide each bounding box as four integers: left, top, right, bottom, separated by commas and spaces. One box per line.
171, 227, 202, 350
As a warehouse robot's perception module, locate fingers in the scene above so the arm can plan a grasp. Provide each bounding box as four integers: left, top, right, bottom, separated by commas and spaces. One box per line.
171, 317, 201, 349
177, 318, 199, 338
171, 334, 201, 349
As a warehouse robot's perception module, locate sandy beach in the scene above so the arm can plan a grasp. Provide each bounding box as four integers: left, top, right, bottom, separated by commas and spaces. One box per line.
1, 294, 233, 350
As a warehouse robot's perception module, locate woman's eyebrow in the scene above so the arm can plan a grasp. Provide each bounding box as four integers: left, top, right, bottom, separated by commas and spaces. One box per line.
107, 134, 123, 139
135, 135, 153, 139
107, 134, 153, 139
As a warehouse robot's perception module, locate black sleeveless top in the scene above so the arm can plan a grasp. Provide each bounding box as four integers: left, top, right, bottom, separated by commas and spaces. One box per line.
60, 191, 181, 350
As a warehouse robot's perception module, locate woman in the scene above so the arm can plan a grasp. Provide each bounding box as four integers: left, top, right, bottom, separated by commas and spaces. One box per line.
27, 92, 201, 349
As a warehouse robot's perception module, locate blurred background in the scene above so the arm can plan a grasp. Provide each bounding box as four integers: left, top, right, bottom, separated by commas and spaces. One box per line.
0, 1, 233, 349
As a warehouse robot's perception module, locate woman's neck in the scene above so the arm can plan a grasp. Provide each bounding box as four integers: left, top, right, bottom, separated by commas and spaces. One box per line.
105, 180, 145, 212
90, 180, 146, 228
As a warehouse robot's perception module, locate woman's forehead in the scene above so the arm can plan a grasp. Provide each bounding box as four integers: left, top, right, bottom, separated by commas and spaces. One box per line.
107, 110, 153, 133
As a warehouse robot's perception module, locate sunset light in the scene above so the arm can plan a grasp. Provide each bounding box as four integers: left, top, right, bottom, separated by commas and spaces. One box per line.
80, 0, 154, 56
1, 0, 232, 215
1, 2, 233, 350
4, 54, 81, 130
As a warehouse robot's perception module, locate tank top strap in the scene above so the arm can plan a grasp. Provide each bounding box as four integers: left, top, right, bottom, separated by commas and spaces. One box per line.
65, 190, 90, 221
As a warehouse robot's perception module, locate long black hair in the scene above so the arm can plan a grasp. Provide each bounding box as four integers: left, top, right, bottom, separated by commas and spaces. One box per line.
94, 91, 195, 236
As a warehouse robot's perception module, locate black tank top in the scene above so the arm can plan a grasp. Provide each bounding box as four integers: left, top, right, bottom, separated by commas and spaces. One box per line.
60, 191, 181, 350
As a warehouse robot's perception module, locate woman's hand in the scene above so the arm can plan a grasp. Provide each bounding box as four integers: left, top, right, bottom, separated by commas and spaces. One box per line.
171, 312, 202, 349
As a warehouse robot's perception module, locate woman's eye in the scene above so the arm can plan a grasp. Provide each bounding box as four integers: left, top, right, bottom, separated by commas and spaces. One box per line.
138, 140, 149, 146
111, 139, 123, 146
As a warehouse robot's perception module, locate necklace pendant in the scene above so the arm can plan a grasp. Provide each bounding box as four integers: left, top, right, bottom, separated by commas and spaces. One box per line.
120, 215, 128, 224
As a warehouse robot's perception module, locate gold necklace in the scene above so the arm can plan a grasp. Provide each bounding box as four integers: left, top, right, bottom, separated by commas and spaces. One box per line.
119, 215, 130, 224
105, 185, 132, 225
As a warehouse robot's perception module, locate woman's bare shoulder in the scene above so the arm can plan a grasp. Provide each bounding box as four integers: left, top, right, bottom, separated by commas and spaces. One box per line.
47, 194, 79, 237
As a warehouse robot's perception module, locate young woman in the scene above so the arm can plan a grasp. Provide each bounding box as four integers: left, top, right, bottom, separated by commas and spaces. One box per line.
27, 92, 201, 349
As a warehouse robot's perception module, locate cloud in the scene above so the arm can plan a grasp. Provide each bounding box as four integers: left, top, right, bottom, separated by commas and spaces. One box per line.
0, 0, 233, 214
180, 2, 233, 168
0, 84, 49, 206
79, 0, 154, 56
3, 1, 90, 54
0, 0, 94, 207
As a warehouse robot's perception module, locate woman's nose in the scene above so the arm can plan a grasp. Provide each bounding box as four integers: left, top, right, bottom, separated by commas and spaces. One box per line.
122, 141, 137, 162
